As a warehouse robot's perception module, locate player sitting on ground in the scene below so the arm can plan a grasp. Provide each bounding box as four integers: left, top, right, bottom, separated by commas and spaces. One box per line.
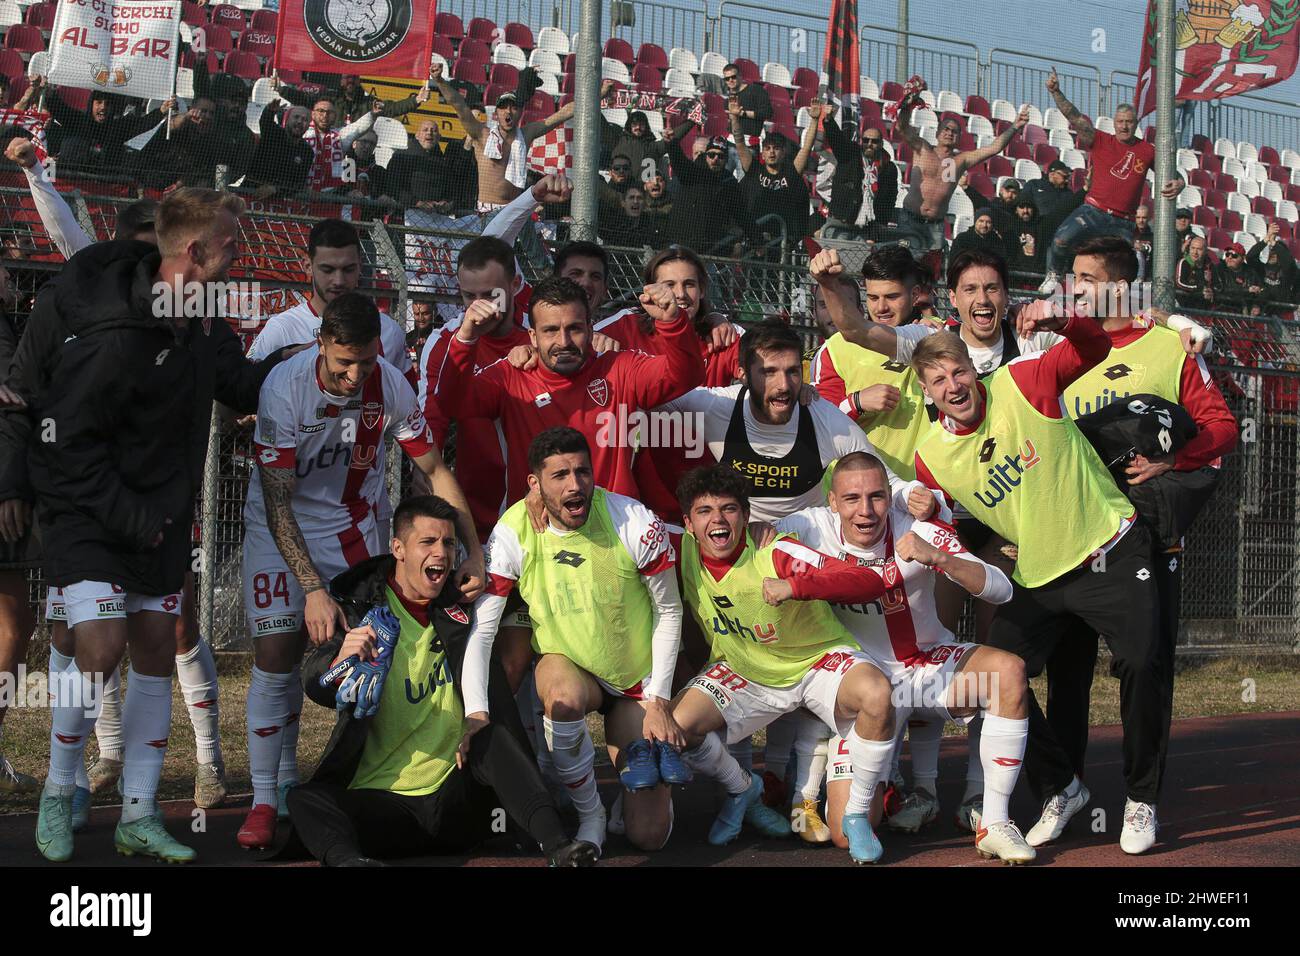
772, 452, 1034, 863
460, 427, 686, 859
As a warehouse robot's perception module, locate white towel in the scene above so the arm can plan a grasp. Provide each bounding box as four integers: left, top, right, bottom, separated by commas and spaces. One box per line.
483, 121, 529, 190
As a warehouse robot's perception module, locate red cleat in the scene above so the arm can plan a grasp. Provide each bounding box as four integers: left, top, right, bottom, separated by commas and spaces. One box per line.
881, 781, 904, 820
760, 770, 788, 810
237, 804, 277, 849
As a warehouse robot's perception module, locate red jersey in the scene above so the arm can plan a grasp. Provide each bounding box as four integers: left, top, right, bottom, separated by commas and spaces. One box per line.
1085, 131, 1156, 220
435, 310, 706, 506
594, 308, 741, 522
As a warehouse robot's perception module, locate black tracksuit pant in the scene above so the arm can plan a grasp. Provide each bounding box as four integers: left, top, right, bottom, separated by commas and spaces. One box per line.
987, 522, 1170, 805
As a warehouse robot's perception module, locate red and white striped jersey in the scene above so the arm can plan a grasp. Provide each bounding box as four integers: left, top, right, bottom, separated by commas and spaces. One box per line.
246, 347, 433, 537
774, 506, 1011, 666
248, 298, 414, 385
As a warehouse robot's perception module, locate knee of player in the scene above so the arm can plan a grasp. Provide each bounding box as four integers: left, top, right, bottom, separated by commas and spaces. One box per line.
624, 810, 672, 852
543, 691, 588, 722
853, 667, 894, 719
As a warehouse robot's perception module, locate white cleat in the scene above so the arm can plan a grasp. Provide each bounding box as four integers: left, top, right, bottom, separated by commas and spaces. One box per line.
886, 789, 939, 833
976, 820, 1037, 865
1025, 780, 1091, 847
955, 794, 983, 833
1119, 799, 1158, 855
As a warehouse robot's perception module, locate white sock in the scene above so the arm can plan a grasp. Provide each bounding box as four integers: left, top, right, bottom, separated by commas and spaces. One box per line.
543, 717, 601, 816
246, 666, 292, 809
48, 649, 90, 791
907, 717, 943, 796
763, 713, 797, 780
176, 638, 221, 766
95, 665, 124, 762
277, 666, 303, 789
684, 732, 749, 795
979, 713, 1028, 826
728, 737, 753, 773
46, 663, 101, 794
964, 716, 984, 800
120, 669, 172, 823
791, 716, 829, 803
845, 728, 894, 817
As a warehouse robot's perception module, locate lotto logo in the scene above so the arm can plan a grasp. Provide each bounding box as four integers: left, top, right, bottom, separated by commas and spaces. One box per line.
258, 447, 282, 465
161, 595, 179, 612
812, 651, 857, 674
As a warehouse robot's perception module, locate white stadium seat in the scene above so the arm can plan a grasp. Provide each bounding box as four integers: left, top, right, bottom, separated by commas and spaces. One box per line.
936, 90, 963, 114
537, 27, 570, 57
0, 1, 22, 29
1214, 137, 1237, 158
1222, 155, 1246, 179
537, 71, 560, 97
529, 49, 562, 74
1177, 185, 1203, 208
975, 133, 993, 150
1236, 141, 1258, 164
1292, 166, 1300, 186
602, 58, 631, 84
952, 214, 972, 236
373, 117, 409, 150
700, 51, 728, 77
1043, 107, 1070, 131
493, 43, 527, 69
861, 76, 880, 101
762, 62, 792, 87
1277, 199, 1299, 222
1281, 148, 1300, 169
1245, 160, 1269, 183
669, 47, 699, 74
991, 99, 1018, 123
910, 107, 937, 128
1176, 148, 1198, 175
27, 49, 48, 77
1235, 229, 1259, 248
1237, 178, 1260, 199
1243, 214, 1268, 239
967, 114, 994, 138
1095, 115, 1115, 134
665, 69, 697, 95
918, 90, 936, 108
918, 124, 937, 145
948, 188, 974, 220
1048, 128, 1074, 149
1014, 159, 1042, 182
1226, 192, 1251, 216
1062, 147, 1086, 169
1024, 105, 1043, 127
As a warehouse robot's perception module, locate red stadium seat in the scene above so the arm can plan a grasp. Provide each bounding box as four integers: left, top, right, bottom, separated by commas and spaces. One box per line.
894, 141, 913, 166
489, 63, 519, 88
435, 12, 464, 42
1252, 196, 1275, 216
239, 29, 276, 59
964, 94, 991, 118
521, 108, 545, 127
482, 83, 509, 109
701, 91, 724, 115
223, 51, 262, 80
637, 43, 669, 71
860, 99, 881, 121
562, 53, 576, 74
208, 4, 246, 33
1192, 207, 1218, 228
1269, 164, 1290, 184
733, 58, 760, 83
792, 67, 819, 92
1198, 151, 1222, 173
456, 38, 491, 64
467, 17, 498, 44
452, 57, 487, 85
249, 10, 278, 33
504, 23, 534, 50
179, 51, 221, 72
1214, 172, 1237, 192
1033, 143, 1058, 166
993, 118, 1011, 136
432, 35, 455, 60
1273, 219, 1294, 241
702, 113, 727, 138
604, 38, 635, 66
25, 2, 56, 31
1144, 127, 1156, 142
792, 86, 815, 110
1006, 139, 1033, 160
764, 83, 790, 105
880, 81, 904, 102
526, 91, 555, 113
633, 63, 662, 90
3, 25, 44, 54
1258, 145, 1280, 166
1187, 169, 1213, 189
181, 1, 206, 26
985, 155, 1014, 178
1208, 227, 1233, 250
771, 100, 794, 126
968, 170, 994, 196
560, 73, 573, 95
1219, 209, 1243, 231
959, 133, 977, 151
1023, 124, 1048, 146
199, 25, 235, 54
1, 74, 27, 107
56, 86, 90, 112
0, 49, 23, 81
1286, 184, 1300, 204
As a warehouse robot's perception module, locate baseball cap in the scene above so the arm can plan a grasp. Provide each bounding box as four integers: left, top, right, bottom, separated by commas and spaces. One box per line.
1047, 160, 1069, 174
705, 136, 729, 153
495, 91, 519, 108
1001, 178, 1021, 191
1175, 208, 1192, 220
1227, 242, 1246, 254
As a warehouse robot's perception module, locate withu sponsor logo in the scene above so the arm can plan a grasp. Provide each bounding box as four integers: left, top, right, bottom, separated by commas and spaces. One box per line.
971, 439, 1043, 509
709, 610, 777, 645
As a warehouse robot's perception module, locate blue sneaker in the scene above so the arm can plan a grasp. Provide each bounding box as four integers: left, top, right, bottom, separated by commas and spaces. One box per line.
71, 785, 91, 833
842, 812, 884, 864
709, 772, 792, 845
655, 741, 692, 786
619, 739, 661, 791
277, 781, 296, 821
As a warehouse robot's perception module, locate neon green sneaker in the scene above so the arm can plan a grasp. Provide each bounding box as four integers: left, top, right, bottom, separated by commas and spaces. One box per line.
36, 791, 75, 862
114, 813, 197, 864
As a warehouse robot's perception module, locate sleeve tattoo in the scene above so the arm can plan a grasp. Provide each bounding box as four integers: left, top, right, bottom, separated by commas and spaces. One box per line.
260, 465, 325, 593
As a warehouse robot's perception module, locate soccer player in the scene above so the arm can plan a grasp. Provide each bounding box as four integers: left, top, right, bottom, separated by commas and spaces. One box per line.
460, 428, 685, 857
286, 495, 595, 867
248, 218, 413, 386
908, 306, 1168, 855
671, 464, 927, 862
773, 452, 1035, 863
237, 293, 483, 849
31, 188, 291, 863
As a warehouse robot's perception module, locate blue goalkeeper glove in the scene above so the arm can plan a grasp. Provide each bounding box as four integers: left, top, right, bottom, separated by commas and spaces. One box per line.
335, 606, 401, 718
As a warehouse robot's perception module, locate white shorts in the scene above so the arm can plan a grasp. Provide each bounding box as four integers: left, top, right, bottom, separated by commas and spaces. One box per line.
595, 672, 651, 702
62, 581, 183, 629
687, 648, 877, 745
873, 643, 982, 726
45, 586, 66, 623
242, 522, 380, 639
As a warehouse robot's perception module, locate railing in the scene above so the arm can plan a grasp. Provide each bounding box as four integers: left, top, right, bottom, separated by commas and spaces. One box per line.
986, 50, 1105, 120
860, 24, 980, 104
712, 3, 827, 77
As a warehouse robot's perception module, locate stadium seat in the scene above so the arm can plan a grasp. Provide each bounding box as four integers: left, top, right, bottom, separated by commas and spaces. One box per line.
467, 17, 498, 44
525, 90, 555, 113
1202, 188, 1225, 210
881, 81, 904, 102
633, 63, 663, 90
1048, 128, 1073, 150
934, 90, 962, 114
1192, 207, 1218, 229
791, 85, 815, 110
861, 76, 880, 101
1226, 192, 1251, 217
1197, 151, 1222, 173
1258, 145, 1280, 166
1234, 227, 1259, 248
1144, 126, 1156, 142
504, 22, 534, 50
201, 26, 235, 55
488, 63, 519, 88
432, 35, 455, 60
1242, 214, 1268, 239
435, 12, 464, 42
1, 73, 26, 107
770, 100, 795, 127
966, 114, 994, 139
765, 82, 791, 105
1222, 155, 1246, 179
1034, 143, 1059, 166
528, 48, 561, 73
964, 94, 991, 118
1278, 199, 1299, 222
1023, 124, 1048, 146
0, 47, 22, 81
239, 29, 276, 59
700, 51, 728, 77
1263, 179, 1284, 204
537, 26, 568, 56
669, 47, 698, 74
604, 38, 635, 66
1040, 107, 1068, 132
179, 50, 221, 72
452, 57, 487, 85
665, 68, 696, 95
762, 61, 792, 87
1251, 196, 1275, 216
1061, 147, 1086, 169
1007, 139, 1033, 161
983, 155, 1013, 178
1095, 115, 1115, 134
250, 9, 277, 33
559, 73, 573, 95
1213, 137, 1236, 158
223, 51, 261, 80
3, 24, 43, 54
22, 0, 52, 32
1208, 227, 1233, 250
990, 99, 1018, 123
1268, 164, 1290, 185
968, 170, 994, 196
1220, 209, 1243, 231
1236, 141, 1258, 164
1013, 159, 1041, 182
733, 58, 760, 83
1188, 169, 1214, 189
561, 54, 575, 75
602, 58, 631, 85
638, 43, 669, 71
1024, 104, 1043, 127
1281, 147, 1300, 169
791, 66, 819, 91
1178, 185, 1204, 207
493, 43, 527, 69
861, 99, 882, 124
537, 71, 560, 97
1175, 147, 1198, 174
181, 1, 206, 26
209, 4, 246, 34
1238, 178, 1261, 199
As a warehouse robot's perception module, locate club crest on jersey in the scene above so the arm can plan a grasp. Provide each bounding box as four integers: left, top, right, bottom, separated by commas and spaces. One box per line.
587, 378, 610, 407
362, 401, 382, 430
446, 605, 469, 625
883, 562, 900, 587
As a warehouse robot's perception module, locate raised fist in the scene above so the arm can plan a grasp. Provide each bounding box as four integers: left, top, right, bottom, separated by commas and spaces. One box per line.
809, 247, 844, 283
640, 281, 678, 322
532, 172, 573, 204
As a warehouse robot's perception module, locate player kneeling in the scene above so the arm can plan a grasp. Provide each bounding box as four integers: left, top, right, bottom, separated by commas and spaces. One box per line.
776, 453, 1035, 863
462, 428, 686, 859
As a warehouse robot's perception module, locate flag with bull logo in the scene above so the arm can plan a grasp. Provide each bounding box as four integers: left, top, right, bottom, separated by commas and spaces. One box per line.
823, 0, 861, 142
1136, 0, 1300, 119
274, 0, 437, 76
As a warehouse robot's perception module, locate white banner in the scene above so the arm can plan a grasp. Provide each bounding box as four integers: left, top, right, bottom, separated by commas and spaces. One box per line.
48, 0, 181, 102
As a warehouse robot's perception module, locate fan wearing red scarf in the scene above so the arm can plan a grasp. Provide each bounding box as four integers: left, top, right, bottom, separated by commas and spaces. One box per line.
771, 452, 1035, 864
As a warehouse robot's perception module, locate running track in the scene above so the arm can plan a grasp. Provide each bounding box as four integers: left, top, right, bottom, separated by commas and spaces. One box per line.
2, 711, 1296, 867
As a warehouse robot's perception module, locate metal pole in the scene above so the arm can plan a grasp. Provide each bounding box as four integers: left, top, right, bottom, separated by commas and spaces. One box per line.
199, 409, 219, 646
1152, 0, 1177, 312
570, 0, 603, 241
896, 0, 909, 86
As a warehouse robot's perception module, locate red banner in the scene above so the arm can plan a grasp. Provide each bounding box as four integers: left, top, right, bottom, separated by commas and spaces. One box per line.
823, 0, 861, 140
1136, 0, 1300, 119
274, 0, 437, 76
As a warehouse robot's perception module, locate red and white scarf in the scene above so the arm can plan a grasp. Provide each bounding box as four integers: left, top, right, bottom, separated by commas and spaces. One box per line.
304, 125, 345, 191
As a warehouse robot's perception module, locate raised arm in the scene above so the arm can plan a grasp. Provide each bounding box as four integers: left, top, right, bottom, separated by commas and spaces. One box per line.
894, 98, 926, 153
793, 100, 821, 175
1045, 67, 1095, 150
808, 247, 899, 355
728, 98, 754, 172
430, 62, 485, 141
5, 138, 91, 258
524, 79, 616, 143
958, 105, 1028, 171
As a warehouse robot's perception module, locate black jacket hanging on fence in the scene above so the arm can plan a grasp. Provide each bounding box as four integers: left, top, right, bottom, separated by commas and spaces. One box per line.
23, 241, 291, 594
